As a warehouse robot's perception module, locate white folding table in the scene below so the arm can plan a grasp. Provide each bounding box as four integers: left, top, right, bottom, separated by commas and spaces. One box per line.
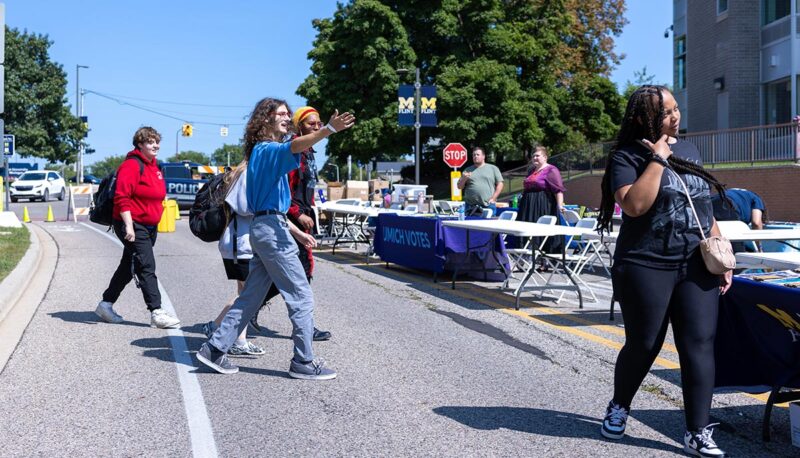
441, 219, 594, 309
735, 252, 800, 270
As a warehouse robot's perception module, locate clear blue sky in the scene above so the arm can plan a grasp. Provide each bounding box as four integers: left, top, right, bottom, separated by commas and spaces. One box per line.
5, 0, 672, 169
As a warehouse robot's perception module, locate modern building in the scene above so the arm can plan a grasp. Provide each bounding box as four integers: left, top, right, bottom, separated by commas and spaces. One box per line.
673, 0, 796, 132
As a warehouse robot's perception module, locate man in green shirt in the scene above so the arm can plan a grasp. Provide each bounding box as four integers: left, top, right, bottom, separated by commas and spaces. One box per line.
457, 146, 504, 216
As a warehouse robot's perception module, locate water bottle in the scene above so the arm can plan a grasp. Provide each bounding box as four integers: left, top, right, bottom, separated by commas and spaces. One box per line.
458, 204, 465, 221
511, 194, 519, 208
417, 192, 424, 213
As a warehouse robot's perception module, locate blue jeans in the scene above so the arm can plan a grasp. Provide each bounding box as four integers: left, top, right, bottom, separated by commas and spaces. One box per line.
209, 214, 315, 362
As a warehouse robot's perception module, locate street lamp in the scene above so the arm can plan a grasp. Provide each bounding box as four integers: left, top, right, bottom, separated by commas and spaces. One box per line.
76, 64, 89, 183
396, 67, 421, 185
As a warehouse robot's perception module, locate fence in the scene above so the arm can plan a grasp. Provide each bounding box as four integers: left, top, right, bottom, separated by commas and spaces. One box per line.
502, 121, 800, 185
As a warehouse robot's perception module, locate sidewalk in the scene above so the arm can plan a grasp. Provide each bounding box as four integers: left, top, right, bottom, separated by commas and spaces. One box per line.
0, 223, 58, 372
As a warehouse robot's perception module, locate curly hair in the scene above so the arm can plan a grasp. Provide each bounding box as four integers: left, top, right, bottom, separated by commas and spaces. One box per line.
597, 85, 730, 233
242, 97, 291, 157
132, 126, 161, 148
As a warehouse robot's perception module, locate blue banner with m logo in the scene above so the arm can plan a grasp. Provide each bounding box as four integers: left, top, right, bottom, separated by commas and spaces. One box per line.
398, 85, 437, 127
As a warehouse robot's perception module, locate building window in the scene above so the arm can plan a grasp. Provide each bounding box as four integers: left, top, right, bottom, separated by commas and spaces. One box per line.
763, 0, 791, 25
675, 36, 686, 90
764, 78, 791, 124
718, 0, 728, 15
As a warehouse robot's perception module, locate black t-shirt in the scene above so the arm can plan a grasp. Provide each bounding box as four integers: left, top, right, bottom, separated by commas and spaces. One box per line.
610, 139, 713, 269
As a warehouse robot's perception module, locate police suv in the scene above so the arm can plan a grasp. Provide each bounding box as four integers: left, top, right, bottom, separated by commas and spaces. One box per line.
160, 162, 223, 209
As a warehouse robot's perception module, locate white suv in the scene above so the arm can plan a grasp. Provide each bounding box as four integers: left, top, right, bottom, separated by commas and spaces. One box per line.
10, 170, 67, 202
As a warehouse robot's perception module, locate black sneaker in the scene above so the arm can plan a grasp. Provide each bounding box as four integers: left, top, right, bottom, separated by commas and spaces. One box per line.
600, 400, 629, 440
288, 358, 337, 380
684, 423, 726, 457
313, 327, 332, 341
196, 343, 239, 375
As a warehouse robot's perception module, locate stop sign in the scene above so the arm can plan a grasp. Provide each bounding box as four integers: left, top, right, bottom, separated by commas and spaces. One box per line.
443, 143, 468, 168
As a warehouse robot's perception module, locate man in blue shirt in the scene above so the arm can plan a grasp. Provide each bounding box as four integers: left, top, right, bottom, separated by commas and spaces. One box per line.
711, 188, 765, 229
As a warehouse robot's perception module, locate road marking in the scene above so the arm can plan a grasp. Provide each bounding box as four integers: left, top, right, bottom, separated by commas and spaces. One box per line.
81, 223, 218, 458
326, 251, 775, 404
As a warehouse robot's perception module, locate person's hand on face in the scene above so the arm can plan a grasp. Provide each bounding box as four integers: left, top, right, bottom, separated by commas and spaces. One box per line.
639, 135, 673, 161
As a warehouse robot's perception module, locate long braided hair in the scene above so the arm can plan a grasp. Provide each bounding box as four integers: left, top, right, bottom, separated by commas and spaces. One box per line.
597, 85, 729, 233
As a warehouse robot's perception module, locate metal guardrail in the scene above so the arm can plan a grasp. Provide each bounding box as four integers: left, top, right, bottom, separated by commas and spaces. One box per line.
502, 122, 800, 186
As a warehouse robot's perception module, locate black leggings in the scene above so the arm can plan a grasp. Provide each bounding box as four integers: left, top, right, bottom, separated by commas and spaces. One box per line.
611, 252, 719, 431
102, 220, 161, 311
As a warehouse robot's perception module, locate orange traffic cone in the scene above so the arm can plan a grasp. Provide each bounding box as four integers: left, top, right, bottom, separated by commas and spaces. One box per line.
22, 206, 31, 223
45, 205, 55, 222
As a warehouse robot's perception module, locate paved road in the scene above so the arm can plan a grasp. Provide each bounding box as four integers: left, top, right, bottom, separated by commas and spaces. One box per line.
0, 218, 794, 456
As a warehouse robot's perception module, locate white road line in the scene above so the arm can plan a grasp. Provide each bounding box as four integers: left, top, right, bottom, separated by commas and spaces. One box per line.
81, 223, 218, 458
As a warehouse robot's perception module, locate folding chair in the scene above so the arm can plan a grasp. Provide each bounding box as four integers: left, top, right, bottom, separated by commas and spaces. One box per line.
480, 208, 494, 218
498, 210, 517, 221
404, 204, 418, 213
438, 201, 456, 215
562, 209, 581, 227
503, 214, 556, 289
540, 217, 603, 303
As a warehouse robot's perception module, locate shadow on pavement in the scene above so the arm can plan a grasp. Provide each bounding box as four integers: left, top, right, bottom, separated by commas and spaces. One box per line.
47, 310, 150, 327
433, 405, 681, 454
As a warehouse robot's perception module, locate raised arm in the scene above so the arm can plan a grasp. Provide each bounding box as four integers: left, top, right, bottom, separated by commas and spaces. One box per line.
290, 110, 355, 153
615, 135, 672, 217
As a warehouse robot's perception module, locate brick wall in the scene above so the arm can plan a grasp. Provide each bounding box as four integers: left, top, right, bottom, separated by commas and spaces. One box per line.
564, 165, 800, 222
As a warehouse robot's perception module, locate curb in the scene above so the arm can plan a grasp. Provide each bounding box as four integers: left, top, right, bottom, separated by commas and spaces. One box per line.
0, 223, 58, 373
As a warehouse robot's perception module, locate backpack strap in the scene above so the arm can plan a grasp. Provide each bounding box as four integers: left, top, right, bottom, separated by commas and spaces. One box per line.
232, 214, 238, 264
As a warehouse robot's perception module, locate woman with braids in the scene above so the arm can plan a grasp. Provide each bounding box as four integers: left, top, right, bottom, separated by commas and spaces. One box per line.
196, 97, 355, 379
597, 86, 731, 457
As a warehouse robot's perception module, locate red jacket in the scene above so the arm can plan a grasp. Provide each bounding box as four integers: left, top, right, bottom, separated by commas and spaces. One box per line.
113, 149, 166, 226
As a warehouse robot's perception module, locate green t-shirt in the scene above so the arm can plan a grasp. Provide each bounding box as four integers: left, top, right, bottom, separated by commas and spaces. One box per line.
463, 163, 503, 206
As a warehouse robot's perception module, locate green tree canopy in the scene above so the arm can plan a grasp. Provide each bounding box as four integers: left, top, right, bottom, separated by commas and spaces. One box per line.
166, 150, 210, 164
5, 28, 86, 163
90, 155, 126, 178
211, 144, 244, 166
298, 0, 626, 168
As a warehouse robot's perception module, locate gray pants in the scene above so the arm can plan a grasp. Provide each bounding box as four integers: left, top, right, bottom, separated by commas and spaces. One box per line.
209, 214, 315, 362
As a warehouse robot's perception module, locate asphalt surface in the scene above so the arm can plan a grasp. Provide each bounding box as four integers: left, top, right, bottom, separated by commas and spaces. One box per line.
0, 215, 795, 457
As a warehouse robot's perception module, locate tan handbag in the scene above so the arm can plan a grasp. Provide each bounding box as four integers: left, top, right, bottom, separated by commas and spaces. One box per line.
669, 168, 736, 274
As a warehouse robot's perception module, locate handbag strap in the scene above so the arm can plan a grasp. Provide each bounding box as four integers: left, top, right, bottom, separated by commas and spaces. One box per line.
664, 166, 708, 241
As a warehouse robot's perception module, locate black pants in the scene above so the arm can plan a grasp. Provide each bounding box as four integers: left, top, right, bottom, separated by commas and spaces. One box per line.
102, 220, 161, 311
611, 251, 719, 431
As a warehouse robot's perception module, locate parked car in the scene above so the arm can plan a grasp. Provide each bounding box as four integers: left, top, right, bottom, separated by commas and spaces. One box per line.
9, 170, 67, 202
69, 174, 102, 184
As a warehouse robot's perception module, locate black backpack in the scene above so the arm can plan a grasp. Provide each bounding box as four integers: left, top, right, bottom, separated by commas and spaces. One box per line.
189, 172, 230, 242
89, 156, 144, 226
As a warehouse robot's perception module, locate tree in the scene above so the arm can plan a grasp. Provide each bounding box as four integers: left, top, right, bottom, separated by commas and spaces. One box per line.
166, 150, 210, 164
299, 0, 626, 169
4, 28, 86, 163
211, 144, 244, 166
90, 155, 126, 178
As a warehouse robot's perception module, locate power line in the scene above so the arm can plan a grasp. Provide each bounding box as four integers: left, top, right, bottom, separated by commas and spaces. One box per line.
84, 90, 246, 126
85, 90, 253, 108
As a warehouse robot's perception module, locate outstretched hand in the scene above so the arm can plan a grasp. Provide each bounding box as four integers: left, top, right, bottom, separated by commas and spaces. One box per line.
327, 110, 356, 133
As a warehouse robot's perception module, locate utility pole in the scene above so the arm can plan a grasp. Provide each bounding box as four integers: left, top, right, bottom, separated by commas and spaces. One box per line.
414, 67, 421, 185
76, 64, 88, 183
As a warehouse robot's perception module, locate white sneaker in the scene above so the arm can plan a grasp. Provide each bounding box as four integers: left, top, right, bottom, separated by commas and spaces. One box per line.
95, 301, 123, 323
151, 309, 180, 329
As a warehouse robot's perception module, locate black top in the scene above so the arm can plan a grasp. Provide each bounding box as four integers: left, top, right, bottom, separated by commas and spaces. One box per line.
610, 139, 713, 269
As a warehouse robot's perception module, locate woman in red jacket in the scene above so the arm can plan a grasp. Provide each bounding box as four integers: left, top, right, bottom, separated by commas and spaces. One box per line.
95, 127, 180, 329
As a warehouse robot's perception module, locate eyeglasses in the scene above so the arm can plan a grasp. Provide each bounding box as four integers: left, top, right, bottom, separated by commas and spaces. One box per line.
274, 111, 290, 119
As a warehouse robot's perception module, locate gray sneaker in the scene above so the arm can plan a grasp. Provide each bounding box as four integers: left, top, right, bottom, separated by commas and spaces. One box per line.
151, 308, 180, 329
95, 301, 123, 323
289, 358, 337, 380
196, 343, 239, 375
229, 341, 266, 356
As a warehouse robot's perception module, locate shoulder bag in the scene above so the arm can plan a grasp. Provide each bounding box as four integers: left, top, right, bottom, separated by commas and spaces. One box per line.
667, 167, 735, 274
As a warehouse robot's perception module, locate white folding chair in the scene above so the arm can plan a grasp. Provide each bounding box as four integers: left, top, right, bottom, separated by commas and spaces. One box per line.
404, 204, 418, 212
498, 210, 517, 221
438, 201, 455, 215
562, 209, 581, 226
503, 214, 556, 289
480, 208, 493, 218
540, 217, 603, 303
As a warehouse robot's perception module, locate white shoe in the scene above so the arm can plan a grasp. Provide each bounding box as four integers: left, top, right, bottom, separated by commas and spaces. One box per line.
95, 301, 123, 323
151, 309, 180, 329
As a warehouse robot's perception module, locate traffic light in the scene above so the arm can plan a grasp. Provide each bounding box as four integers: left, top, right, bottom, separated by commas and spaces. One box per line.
182, 123, 193, 137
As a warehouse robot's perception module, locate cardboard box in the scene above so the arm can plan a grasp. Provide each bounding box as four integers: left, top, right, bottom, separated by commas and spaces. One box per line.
368, 179, 390, 194
345, 180, 369, 200
327, 181, 344, 201
791, 401, 800, 448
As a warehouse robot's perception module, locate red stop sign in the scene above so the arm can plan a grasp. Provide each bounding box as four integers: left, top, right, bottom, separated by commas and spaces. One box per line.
443, 143, 468, 169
